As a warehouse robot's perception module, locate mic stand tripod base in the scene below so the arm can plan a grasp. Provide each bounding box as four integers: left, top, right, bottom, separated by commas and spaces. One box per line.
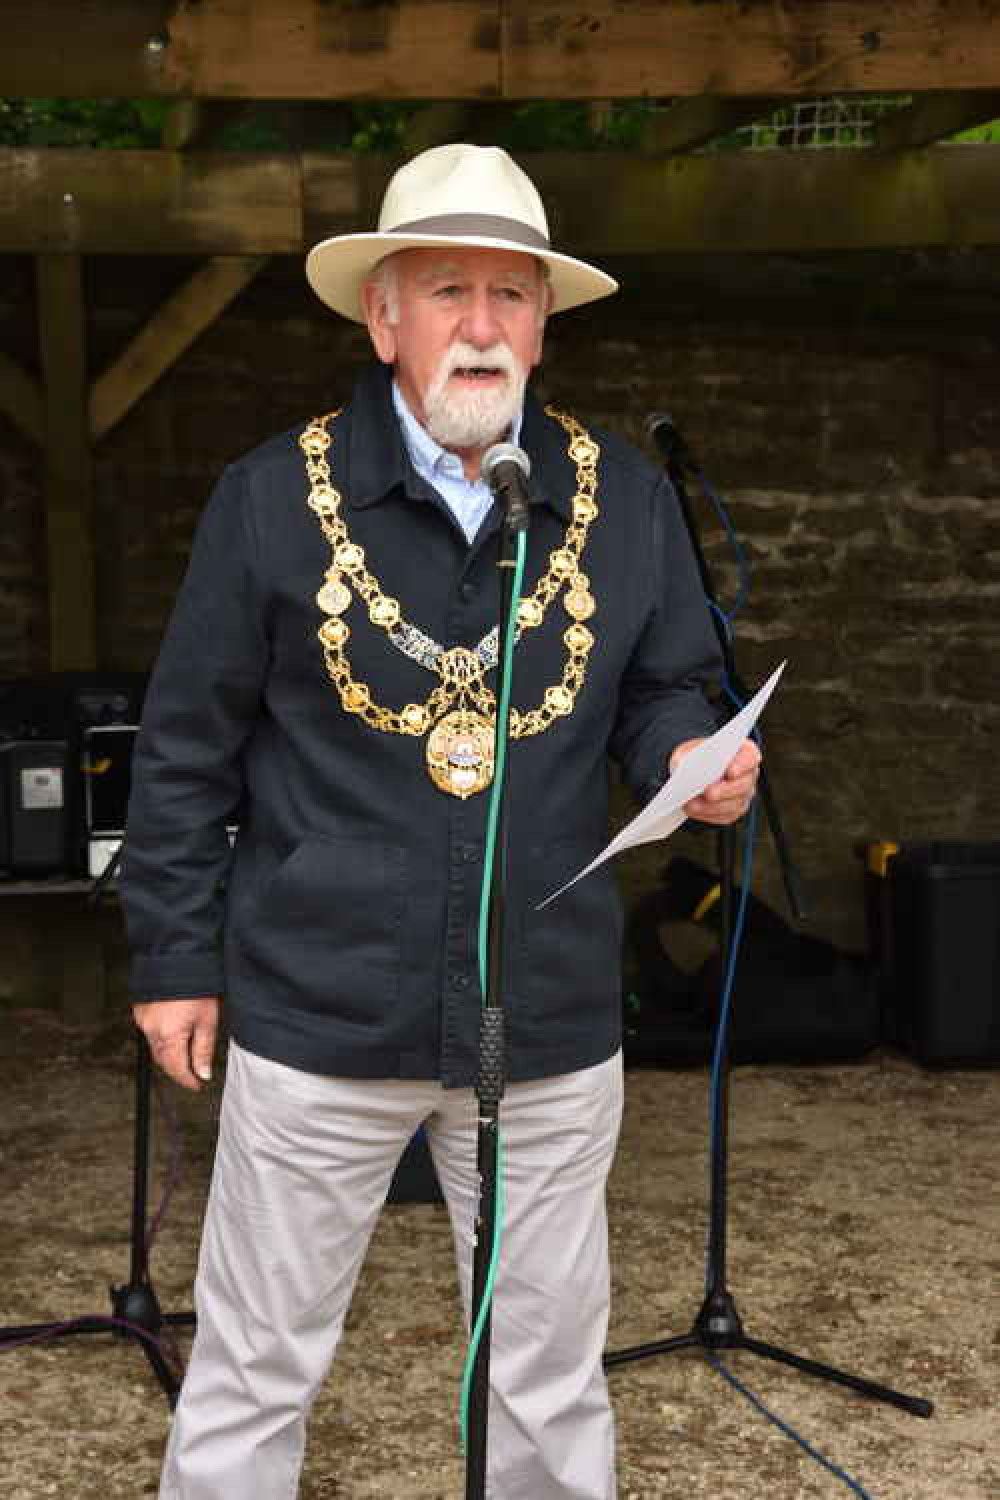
605, 1291, 933, 1419
0, 1032, 195, 1408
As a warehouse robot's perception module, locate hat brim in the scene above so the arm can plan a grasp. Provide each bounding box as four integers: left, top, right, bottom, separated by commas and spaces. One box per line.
305, 231, 618, 323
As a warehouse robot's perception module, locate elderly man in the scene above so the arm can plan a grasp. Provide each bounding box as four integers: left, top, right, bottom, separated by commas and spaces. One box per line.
123, 144, 759, 1500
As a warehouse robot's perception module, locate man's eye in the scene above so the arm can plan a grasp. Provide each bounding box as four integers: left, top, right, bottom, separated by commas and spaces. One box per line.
434, 285, 462, 298
499, 287, 525, 302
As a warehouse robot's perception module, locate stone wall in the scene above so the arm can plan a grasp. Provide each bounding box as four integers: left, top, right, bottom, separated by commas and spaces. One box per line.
1, 247, 998, 1011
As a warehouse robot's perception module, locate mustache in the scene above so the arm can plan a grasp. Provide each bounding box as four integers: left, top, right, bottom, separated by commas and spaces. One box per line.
439, 341, 519, 379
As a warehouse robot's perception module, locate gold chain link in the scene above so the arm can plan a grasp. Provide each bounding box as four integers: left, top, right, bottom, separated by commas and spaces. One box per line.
300, 405, 600, 741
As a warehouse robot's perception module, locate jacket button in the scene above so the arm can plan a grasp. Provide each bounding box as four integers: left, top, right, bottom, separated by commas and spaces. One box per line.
459, 581, 476, 602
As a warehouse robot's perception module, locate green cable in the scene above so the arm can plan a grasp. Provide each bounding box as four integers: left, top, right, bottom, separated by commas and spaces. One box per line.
459, 529, 527, 1453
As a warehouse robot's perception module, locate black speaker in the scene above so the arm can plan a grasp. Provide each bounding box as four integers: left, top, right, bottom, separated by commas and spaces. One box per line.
889, 842, 1000, 1066
0, 741, 71, 876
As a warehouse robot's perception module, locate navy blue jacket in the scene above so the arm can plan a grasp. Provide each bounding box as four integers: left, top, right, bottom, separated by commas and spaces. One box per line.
121, 363, 721, 1086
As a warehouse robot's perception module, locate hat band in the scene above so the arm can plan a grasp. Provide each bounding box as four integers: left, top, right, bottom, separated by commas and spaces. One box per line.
386, 212, 550, 251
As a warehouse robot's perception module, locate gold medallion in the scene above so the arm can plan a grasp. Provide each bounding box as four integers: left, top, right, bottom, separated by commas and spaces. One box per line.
565, 588, 596, 621
316, 577, 351, 615
426, 710, 495, 799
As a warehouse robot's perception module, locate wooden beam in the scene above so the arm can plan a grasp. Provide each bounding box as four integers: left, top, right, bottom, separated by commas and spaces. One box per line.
4, 1, 1000, 100
503, 1, 1000, 99
876, 91, 1000, 148
0, 351, 43, 445
4, 146, 1000, 257
3, 0, 500, 99
90, 255, 268, 442
36, 254, 97, 672
1, 149, 304, 254
161, 98, 205, 150
526, 149, 1000, 255
638, 97, 781, 156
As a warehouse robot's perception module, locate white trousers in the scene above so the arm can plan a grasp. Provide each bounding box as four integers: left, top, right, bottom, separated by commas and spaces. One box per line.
160, 1042, 624, 1500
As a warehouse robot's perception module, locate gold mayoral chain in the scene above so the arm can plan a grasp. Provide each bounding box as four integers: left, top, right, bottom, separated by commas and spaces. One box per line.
300, 406, 600, 799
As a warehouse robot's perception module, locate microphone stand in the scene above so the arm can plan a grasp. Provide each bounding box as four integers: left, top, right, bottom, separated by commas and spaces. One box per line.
604, 416, 933, 1421
464, 476, 529, 1500
0, 848, 194, 1404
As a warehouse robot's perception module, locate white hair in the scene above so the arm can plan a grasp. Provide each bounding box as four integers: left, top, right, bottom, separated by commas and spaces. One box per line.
369, 254, 401, 325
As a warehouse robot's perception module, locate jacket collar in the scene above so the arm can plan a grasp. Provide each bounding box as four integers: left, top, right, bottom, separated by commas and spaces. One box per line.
342, 362, 576, 522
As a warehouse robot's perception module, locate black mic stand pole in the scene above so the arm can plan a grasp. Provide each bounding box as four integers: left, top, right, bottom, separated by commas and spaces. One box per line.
604, 416, 932, 1421
464, 478, 530, 1500
0, 849, 195, 1403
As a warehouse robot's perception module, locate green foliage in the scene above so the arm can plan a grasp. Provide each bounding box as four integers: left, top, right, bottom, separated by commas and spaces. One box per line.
953, 119, 1000, 143
2, 95, 998, 153
348, 103, 421, 151
0, 97, 169, 147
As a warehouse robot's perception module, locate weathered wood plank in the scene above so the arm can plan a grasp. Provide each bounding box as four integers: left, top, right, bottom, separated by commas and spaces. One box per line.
90, 256, 268, 442
504, 0, 1000, 99
527, 149, 1000, 255
161, 98, 206, 150
3, 147, 1000, 256
0, 150, 303, 254
36, 254, 97, 672
3, 0, 1000, 99
876, 91, 1000, 148
3, 0, 500, 99
0, 351, 44, 446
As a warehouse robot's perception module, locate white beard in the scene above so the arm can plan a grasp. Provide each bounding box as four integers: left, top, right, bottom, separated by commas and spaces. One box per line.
422, 342, 526, 452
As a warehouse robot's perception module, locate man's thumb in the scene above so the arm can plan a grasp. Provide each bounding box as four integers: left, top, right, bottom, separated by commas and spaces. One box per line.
191, 1018, 217, 1083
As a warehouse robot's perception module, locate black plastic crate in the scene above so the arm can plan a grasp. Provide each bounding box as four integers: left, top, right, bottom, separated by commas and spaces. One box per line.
889, 841, 1000, 1066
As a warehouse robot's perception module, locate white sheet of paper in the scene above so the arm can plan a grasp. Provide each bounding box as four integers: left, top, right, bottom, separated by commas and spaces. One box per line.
537, 662, 785, 909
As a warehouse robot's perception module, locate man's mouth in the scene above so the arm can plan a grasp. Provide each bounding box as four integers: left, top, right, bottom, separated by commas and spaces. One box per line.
450, 365, 506, 381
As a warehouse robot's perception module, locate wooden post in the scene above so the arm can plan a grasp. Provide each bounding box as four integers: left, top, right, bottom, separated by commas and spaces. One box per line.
35, 252, 97, 671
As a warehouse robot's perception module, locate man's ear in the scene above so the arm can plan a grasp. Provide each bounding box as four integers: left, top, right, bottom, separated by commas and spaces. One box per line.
362, 278, 397, 365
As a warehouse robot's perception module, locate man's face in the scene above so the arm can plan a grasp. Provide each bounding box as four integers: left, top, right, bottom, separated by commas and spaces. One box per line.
364, 246, 548, 456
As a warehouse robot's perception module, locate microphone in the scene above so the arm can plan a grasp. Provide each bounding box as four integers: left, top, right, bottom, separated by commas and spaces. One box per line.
482, 442, 531, 532
645, 411, 694, 471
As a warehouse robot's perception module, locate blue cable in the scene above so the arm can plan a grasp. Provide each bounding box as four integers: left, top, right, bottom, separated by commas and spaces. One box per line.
696, 465, 752, 619
708, 1355, 877, 1500
696, 475, 875, 1497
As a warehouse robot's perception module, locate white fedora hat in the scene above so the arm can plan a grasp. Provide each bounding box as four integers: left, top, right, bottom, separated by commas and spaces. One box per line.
305, 143, 618, 323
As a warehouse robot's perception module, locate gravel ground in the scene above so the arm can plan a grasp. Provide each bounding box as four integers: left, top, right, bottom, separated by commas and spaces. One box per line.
0, 1009, 996, 1500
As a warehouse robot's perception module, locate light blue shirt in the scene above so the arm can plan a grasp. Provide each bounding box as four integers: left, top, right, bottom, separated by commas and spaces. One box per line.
392, 380, 523, 545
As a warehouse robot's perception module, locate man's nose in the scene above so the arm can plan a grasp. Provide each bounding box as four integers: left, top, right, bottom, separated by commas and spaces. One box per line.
459, 289, 501, 347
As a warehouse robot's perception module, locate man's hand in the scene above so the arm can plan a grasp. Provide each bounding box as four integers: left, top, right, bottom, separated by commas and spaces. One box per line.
669, 737, 761, 825
133, 997, 220, 1091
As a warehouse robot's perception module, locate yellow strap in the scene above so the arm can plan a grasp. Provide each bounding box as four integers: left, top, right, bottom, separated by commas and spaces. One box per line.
692, 884, 722, 923
866, 841, 899, 877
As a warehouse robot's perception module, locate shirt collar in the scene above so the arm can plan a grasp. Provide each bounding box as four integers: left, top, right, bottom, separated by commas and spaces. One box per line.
391, 379, 523, 485
342, 362, 576, 522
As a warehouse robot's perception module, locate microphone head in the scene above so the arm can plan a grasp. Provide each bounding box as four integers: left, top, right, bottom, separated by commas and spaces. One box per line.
481, 442, 531, 486
644, 411, 675, 444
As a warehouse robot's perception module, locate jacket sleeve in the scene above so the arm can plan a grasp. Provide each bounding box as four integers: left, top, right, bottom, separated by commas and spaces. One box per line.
120, 463, 269, 1002
609, 470, 723, 802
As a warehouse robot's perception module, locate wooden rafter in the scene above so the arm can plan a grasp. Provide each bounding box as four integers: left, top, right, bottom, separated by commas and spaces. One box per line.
160, 99, 206, 151
638, 98, 781, 156
2, 146, 1000, 256
4, 0, 1000, 100
90, 255, 268, 441
875, 92, 1000, 148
